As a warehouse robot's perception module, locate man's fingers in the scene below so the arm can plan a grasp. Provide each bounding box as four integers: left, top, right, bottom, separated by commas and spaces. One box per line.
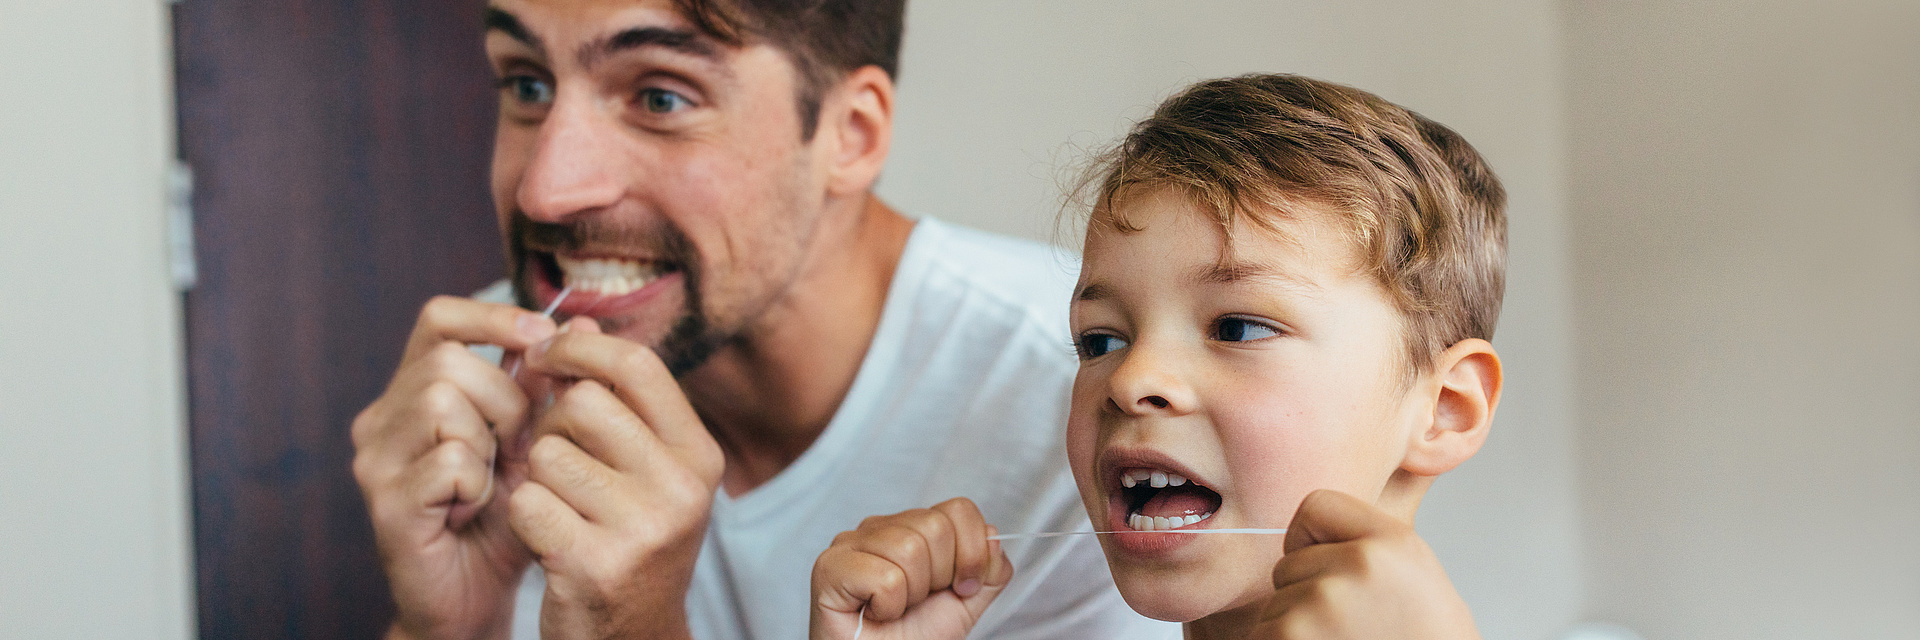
384, 439, 492, 525
360, 342, 529, 455
530, 381, 658, 473
931, 498, 988, 594
1283, 489, 1402, 554
523, 330, 709, 453
403, 296, 556, 365
524, 434, 633, 524
507, 479, 586, 560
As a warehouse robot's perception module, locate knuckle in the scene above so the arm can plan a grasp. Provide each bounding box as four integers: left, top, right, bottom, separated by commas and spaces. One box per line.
420, 295, 459, 322
419, 381, 464, 419
430, 440, 474, 469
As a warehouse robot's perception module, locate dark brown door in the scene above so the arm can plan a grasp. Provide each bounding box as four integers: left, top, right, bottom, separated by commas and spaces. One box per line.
175, 2, 504, 637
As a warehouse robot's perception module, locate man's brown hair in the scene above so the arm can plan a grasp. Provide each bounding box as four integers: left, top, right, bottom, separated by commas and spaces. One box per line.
673, 0, 907, 140
1085, 73, 1508, 373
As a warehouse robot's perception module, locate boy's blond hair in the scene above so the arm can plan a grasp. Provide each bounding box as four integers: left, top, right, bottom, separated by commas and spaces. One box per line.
1083, 73, 1507, 373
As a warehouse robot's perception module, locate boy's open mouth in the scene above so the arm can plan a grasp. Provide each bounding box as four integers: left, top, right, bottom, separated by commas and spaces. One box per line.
1116, 466, 1223, 531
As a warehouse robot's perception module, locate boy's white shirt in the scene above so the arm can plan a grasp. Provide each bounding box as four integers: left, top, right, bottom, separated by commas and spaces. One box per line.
479, 218, 1178, 640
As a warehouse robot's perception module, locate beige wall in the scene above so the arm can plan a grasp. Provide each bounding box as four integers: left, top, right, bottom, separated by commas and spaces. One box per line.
880, 2, 1586, 638
1565, 1, 1920, 638
0, 0, 194, 638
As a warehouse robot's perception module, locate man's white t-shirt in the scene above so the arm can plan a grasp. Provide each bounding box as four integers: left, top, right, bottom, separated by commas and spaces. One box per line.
501, 218, 1177, 639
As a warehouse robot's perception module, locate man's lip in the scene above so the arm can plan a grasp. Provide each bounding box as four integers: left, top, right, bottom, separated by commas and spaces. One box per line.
528, 254, 682, 318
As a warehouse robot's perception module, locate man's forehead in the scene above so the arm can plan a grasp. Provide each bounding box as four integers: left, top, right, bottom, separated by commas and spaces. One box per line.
488, 0, 708, 49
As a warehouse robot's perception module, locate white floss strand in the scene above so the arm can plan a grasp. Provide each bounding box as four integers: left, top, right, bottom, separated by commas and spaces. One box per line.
988, 528, 1286, 540
486, 285, 575, 503
847, 528, 1286, 639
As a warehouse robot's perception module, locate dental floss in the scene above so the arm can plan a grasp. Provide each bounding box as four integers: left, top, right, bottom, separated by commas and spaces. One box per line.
505, 285, 574, 379
987, 528, 1286, 540
846, 528, 1288, 639
483, 285, 575, 504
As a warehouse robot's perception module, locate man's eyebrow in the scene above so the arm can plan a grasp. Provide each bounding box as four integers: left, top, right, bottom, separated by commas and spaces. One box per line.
580, 26, 720, 69
1193, 262, 1323, 294
484, 7, 541, 50
1075, 283, 1115, 302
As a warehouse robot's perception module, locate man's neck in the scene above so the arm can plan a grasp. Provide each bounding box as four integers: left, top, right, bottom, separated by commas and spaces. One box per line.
681, 196, 915, 497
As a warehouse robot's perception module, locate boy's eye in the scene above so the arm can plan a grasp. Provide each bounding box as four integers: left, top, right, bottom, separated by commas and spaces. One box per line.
501, 75, 554, 106
1076, 333, 1129, 359
1212, 317, 1280, 342
639, 88, 691, 114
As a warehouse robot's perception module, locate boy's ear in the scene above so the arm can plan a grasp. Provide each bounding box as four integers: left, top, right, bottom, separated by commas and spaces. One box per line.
1401, 338, 1502, 476
819, 64, 894, 197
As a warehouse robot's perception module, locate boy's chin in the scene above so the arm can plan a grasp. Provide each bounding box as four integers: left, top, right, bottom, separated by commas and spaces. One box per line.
1109, 562, 1268, 623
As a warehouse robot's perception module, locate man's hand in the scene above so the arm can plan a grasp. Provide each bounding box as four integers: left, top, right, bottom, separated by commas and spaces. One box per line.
1251, 490, 1480, 639
352, 296, 558, 640
508, 318, 726, 640
809, 498, 1013, 640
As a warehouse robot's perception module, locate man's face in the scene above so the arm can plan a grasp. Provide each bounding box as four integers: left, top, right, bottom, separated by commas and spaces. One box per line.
486, 0, 830, 373
1066, 188, 1424, 622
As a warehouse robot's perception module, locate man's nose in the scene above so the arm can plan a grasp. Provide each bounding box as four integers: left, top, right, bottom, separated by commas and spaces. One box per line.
517, 94, 626, 223
1106, 341, 1198, 416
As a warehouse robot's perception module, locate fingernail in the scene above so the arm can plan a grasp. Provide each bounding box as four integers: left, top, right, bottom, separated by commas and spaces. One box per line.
954, 579, 981, 597
518, 313, 557, 342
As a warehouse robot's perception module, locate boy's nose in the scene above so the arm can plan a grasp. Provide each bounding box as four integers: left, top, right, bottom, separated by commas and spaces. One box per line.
1106, 346, 1197, 416
517, 94, 627, 224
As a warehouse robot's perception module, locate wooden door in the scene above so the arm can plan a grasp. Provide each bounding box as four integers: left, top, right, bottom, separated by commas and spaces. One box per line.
174, 1, 505, 636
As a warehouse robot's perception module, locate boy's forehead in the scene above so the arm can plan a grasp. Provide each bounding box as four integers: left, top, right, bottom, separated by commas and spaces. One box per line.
1080, 189, 1365, 292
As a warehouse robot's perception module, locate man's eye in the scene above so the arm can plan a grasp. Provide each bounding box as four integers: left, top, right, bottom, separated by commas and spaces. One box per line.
639, 88, 690, 114
1212, 317, 1280, 342
1076, 333, 1128, 359
501, 75, 554, 106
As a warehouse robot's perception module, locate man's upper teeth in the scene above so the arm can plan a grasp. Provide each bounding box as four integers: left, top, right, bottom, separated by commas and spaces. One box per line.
1121, 468, 1187, 488
556, 256, 664, 295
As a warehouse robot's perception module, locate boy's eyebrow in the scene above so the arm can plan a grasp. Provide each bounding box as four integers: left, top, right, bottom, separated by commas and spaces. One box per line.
1193, 261, 1323, 294
1075, 283, 1115, 302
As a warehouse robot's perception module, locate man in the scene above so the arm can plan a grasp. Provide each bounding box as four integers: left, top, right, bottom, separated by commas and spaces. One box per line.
350, 0, 1178, 638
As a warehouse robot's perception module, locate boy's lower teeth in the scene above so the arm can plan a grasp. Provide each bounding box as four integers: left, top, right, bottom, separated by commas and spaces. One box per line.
1127, 511, 1211, 531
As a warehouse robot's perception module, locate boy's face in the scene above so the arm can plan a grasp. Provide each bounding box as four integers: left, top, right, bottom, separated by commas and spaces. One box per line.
1067, 188, 1428, 621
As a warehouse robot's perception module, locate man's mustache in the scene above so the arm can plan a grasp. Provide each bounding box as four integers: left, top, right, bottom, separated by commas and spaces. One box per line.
508, 211, 692, 260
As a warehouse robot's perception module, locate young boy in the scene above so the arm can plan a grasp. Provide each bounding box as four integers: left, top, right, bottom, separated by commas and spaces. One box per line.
809, 73, 1506, 639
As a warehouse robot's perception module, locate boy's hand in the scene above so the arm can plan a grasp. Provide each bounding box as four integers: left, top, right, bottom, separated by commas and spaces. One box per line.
810, 498, 1013, 640
1251, 490, 1480, 640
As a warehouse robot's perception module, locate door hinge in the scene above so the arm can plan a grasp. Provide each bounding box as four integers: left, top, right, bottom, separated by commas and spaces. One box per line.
167, 160, 198, 292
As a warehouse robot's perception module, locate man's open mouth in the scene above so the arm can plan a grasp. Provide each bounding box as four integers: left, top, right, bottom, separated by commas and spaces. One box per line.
532, 252, 681, 298
1115, 466, 1224, 531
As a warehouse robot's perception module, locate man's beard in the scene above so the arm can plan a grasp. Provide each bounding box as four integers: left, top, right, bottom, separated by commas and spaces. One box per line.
507, 212, 730, 376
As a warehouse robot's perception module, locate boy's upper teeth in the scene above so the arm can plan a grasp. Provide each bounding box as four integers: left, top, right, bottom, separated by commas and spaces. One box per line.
555, 255, 667, 295
1121, 468, 1188, 488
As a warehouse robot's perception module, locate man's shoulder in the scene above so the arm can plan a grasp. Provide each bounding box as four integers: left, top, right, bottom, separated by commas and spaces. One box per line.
906, 218, 1078, 332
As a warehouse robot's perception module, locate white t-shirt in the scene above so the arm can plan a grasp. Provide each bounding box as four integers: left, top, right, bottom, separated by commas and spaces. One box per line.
500, 218, 1177, 639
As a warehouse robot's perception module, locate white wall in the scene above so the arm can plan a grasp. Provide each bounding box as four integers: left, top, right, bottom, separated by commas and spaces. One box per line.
1564, 1, 1920, 638
881, 2, 1586, 638
0, 1, 194, 638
